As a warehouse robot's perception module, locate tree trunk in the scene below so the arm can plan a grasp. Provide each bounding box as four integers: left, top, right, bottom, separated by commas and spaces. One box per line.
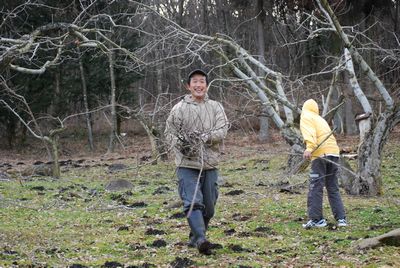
6, 115, 16, 148
43, 126, 65, 179
154, 53, 168, 162
258, 107, 269, 142
138, 119, 163, 164
215, 0, 228, 33
351, 111, 400, 195
281, 125, 305, 173
202, 0, 211, 35
107, 50, 118, 153
78, 53, 94, 151
256, 0, 269, 142
48, 137, 61, 179
344, 99, 357, 135
49, 68, 61, 116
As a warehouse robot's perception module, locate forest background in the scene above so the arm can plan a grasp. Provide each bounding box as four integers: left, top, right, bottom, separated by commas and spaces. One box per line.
1, 0, 400, 266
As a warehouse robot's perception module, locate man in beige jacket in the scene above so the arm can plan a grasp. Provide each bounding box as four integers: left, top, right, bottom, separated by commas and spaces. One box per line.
165, 69, 229, 254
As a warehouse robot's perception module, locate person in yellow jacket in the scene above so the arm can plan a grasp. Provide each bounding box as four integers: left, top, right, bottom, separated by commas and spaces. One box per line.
300, 99, 347, 228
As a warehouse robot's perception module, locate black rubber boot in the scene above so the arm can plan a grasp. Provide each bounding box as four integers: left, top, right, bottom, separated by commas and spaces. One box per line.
188, 217, 211, 248
187, 210, 211, 255
204, 217, 210, 230
188, 231, 196, 248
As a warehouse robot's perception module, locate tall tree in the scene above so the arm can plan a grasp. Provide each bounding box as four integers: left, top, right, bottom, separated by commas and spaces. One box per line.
255, 0, 269, 142
317, 0, 400, 195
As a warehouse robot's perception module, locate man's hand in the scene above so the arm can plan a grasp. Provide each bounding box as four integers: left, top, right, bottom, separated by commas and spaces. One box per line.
303, 150, 312, 160
188, 131, 209, 144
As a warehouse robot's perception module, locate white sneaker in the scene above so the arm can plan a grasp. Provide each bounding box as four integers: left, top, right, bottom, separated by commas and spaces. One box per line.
302, 218, 327, 228
337, 219, 347, 227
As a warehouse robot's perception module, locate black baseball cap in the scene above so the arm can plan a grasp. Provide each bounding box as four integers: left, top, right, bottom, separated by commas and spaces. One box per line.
187, 69, 208, 85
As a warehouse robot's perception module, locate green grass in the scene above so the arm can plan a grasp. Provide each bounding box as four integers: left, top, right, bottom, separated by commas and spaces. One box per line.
1, 145, 400, 267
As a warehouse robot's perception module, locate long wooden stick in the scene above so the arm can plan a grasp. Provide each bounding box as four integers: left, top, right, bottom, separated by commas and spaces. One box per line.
290, 126, 338, 175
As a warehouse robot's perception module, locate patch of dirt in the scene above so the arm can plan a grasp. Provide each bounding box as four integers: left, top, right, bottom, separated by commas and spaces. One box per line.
128, 243, 146, 251
274, 248, 289, 254
117, 226, 129, 232
254, 226, 275, 235
150, 239, 167, 248
126, 263, 155, 268
228, 244, 251, 253
369, 224, 397, 230
169, 212, 185, 219
145, 228, 166, 235
237, 232, 252, 237
224, 228, 236, 235
152, 186, 171, 195
170, 257, 194, 268
126, 201, 147, 208
225, 189, 244, 196
31, 186, 46, 191
69, 264, 88, 268
232, 213, 251, 221
101, 261, 124, 268
209, 243, 223, 249
220, 182, 234, 188
2, 249, 18, 255
279, 187, 301, 194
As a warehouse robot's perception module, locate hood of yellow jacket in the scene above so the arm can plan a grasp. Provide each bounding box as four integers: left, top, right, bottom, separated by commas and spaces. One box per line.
302, 99, 319, 114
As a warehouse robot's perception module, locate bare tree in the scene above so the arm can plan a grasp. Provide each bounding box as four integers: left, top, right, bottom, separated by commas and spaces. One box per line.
107, 50, 118, 153
255, 0, 269, 142
77, 48, 95, 151
316, 0, 400, 195
0, 78, 64, 178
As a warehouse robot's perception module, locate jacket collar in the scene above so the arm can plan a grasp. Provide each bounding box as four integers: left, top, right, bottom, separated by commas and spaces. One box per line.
183, 94, 209, 104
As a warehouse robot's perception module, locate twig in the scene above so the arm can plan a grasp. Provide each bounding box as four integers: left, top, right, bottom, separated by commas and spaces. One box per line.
186, 143, 205, 218
289, 126, 337, 175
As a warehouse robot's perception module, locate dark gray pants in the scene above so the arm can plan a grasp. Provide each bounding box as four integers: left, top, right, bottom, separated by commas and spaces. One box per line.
177, 167, 219, 219
307, 156, 346, 221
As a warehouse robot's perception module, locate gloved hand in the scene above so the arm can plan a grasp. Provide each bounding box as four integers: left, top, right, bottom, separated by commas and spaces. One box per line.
176, 134, 198, 157
188, 131, 210, 144
176, 131, 209, 157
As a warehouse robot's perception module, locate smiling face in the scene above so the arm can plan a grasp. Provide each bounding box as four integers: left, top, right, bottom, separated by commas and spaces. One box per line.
187, 73, 208, 102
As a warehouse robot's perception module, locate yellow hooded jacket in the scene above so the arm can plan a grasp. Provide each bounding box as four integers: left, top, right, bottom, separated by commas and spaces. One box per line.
300, 99, 340, 159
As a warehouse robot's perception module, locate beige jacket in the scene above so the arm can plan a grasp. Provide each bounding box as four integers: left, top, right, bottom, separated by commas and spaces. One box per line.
165, 95, 229, 170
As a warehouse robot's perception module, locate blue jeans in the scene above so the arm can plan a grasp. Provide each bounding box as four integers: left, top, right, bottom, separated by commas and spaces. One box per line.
177, 167, 219, 219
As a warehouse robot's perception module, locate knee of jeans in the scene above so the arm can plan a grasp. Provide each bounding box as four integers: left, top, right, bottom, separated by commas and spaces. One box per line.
183, 202, 204, 213
203, 208, 215, 219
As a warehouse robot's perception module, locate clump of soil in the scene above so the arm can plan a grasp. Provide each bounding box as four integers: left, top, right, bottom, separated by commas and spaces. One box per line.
69, 264, 88, 268
150, 239, 167, 248
31, 186, 46, 191
224, 228, 236, 235
126, 263, 155, 268
117, 226, 129, 232
232, 213, 251, 221
170, 257, 194, 268
169, 212, 185, 219
225, 189, 244, 196
228, 244, 251, 252
102, 261, 123, 268
145, 228, 166, 235
152, 186, 171, 195
128, 243, 146, 251
126, 201, 147, 208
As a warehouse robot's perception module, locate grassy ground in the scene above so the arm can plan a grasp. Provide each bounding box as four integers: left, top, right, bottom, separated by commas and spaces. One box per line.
1, 134, 400, 267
